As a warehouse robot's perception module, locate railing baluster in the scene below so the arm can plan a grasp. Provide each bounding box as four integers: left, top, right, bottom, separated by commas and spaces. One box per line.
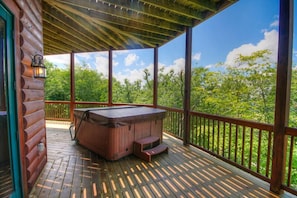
257, 129, 262, 173
228, 123, 232, 160
249, 128, 253, 170
212, 119, 215, 152
222, 121, 226, 157
286, 136, 294, 187
241, 126, 245, 166
180, 112, 183, 137
217, 120, 220, 155
203, 117, 206, 148
207, 118, 210, 150
235, 124, 239, 163
195, 116, 198, 145
192, 116, 197, 144
266, 131, 272, 177
171, 111, 174, 135
199, 116, 202, 146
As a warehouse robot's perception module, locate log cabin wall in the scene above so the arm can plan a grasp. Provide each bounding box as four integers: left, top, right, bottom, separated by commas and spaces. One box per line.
5, 0, 46, 194
18, 0, 46, 192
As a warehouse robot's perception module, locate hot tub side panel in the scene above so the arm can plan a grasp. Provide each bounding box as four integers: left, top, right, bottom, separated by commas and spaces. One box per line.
134, 121, 151, 141
75, 119, 135, 160
75, 120, 108, 158
150, 119, 164, 142
112, 124, 135, 160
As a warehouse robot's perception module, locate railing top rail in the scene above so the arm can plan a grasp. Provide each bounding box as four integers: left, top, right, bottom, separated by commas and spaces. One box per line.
45, 101, 273, 131
285, 126, 297, 136
190, 111, 274, 131
158, 104, 273, 131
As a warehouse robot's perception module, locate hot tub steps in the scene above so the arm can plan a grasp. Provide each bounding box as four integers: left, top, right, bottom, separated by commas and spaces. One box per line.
134, 136, 168, 162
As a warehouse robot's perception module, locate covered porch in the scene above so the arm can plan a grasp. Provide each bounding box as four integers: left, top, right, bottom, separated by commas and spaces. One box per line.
29, 121, 285, 197
34, 0, 296, 197
1, 0, 296, 197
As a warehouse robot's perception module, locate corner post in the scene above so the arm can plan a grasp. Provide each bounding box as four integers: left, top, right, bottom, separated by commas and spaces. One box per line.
271, 0, 293, 193
70, 52, 75, 122
184, 27, 192, 145
153, 46, 158, 108
108, 48, 113, 106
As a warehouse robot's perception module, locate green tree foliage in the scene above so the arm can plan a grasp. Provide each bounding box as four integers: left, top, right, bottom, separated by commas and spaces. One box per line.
45, 61, 153, 104
191, 68, 224, 115
45, 49, 276, 123
289, 69, 297, 127
112, 71, 153, 104
44, 60, 70, 100
190, 49, 276, 123
235, 50, 276, 123
74, 64, 108, 102
158, 67, 184, 108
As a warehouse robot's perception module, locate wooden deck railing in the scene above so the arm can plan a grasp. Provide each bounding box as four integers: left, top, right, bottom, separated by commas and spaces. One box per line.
283, 127, 297, 195
45, 101, 108, 121
163, 107, 274, 181
45, 100, 297, 195
45, 101, 71, 121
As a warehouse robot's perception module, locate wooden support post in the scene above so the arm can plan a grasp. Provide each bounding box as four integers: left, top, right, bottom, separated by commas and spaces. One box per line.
70, 52, 75, 122
108, 48, 113, 106
271, 0, 293, 194
153, 46, 158, 108
184, 27, 192, 145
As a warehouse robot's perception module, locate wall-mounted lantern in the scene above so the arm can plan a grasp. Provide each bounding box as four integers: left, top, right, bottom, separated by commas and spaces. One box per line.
31, 54, 46, 78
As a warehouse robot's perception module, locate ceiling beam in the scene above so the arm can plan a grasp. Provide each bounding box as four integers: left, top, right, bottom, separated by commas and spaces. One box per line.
63, 5, 182, 37
176, 0, 217, 12
47, 0, 159, 49
139, 0, 205, 20
43, 3, 110, 50
43, 26, 92, 52
45, 2, 122, 48
61, 0, 194, 26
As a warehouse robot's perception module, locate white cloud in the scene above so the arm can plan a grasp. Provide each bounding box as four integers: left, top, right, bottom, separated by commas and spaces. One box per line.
113, 72, 127, 84
113, 60, 119, 67
140, 61, 145, 66
128, 69, 147, 82
113, 50, 129, 59
193, 52, 201, 61
270, 15, 279, 28
225, 29, 278, 66
205, 64, 214, 69
76, 52, 91, 59
113, 50, 129, 57
270, 20, 279, 28
293, 50, 297, 59
44, 54, 70, 67
125, 53, 139, 66
159, 58, 185, 74
95, 55, 109, 77
113, 63, 154, 84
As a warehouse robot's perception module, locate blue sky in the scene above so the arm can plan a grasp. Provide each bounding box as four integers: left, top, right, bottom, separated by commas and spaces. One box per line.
45, 0, 286, 83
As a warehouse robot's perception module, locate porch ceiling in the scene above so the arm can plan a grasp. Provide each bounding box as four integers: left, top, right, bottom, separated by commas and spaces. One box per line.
42, 0, 237, 55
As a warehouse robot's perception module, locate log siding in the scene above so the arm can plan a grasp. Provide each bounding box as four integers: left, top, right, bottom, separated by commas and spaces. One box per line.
17, 0, 46, 192
3, 0, 46, 195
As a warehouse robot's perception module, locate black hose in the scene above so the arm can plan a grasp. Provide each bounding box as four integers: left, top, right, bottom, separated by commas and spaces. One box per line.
69, 110, 89, 141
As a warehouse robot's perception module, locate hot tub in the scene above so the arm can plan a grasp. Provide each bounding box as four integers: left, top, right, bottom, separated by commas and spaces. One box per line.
73, 106, 166, 160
